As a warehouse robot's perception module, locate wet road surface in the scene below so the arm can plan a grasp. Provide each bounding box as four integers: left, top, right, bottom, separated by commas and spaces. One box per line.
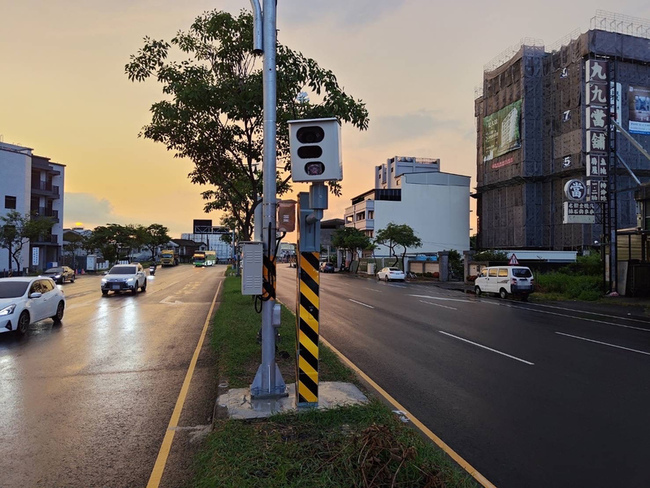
0, 265, 224, 488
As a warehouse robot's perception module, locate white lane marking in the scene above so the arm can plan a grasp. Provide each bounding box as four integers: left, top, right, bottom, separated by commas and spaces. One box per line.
349, 299, 374, 309
533, 302, 650, 325
439, 331, 535, 365
419, 300, 457, 311
363, 287, 382, 293
556, 332, 650, 357
507, 305, 650, 332
160, 296, 184, 305
409, 294, 473, 304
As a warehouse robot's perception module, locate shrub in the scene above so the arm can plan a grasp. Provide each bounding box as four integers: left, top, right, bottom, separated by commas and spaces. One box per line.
432, 271, 439, 279
466, 275, 478, 282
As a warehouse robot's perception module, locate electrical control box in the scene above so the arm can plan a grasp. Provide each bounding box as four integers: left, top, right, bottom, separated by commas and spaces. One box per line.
241, 241, 264, 295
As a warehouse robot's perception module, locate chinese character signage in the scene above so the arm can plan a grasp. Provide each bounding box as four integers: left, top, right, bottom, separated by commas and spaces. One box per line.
564, 179, 587, 201
586, 130, 608, 152
587, 180, 608, 202
563, 202, 596, 224
586, 106, 608, 129
586, 154, 608, 177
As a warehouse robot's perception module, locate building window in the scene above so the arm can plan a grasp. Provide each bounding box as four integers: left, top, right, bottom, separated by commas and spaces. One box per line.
367, 211, 374, 219
5, 196, 16, 209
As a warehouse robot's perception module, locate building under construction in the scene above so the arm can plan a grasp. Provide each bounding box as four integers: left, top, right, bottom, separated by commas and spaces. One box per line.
475, 11, 650, 251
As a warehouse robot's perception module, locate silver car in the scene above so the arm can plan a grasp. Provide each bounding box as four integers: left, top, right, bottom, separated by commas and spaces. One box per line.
0, 277, 66, 335
101, 263, 147, 296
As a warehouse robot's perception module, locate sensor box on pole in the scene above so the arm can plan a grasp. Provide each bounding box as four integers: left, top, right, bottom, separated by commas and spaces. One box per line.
241, 241, 264, 295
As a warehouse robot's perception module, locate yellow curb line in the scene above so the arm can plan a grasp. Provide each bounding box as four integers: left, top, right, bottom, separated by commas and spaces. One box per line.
146, 279, 223, 488
320, 336, 497, 488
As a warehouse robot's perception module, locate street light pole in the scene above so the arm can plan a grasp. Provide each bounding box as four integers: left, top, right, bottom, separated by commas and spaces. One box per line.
250, 0, 286, 398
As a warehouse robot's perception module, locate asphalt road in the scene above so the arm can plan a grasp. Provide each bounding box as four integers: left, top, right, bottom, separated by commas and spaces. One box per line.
276, 264, 650, 488
0, 265, 224, 488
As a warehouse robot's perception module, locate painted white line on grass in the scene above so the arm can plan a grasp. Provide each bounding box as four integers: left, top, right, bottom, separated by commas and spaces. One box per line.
556, 332, 650, 356
349, 298, 374, 309
419, 300, 457, 311
439, 331, 535, 365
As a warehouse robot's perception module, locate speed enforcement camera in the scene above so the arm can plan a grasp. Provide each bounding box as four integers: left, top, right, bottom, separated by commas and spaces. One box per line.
289, 118, 342, 182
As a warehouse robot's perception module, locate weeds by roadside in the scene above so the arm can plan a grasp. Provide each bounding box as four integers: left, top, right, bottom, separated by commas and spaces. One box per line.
192, 276, 479, 488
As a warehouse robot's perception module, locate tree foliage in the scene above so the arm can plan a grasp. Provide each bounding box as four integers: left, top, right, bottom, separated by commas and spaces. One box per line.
125, 9, 369, 241
142, 224, 171, 259
374, 222, 422, 269
84, 223, 169, 264
473, 249, 509, 262
0, 211, 54, 271
331, 227, 371, 268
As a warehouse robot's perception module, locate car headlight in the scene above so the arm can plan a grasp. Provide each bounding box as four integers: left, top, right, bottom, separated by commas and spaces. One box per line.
101, 278, 107, 284
54, 274, 62, 279
0, 304, 16, 316
126, 277, 136, 283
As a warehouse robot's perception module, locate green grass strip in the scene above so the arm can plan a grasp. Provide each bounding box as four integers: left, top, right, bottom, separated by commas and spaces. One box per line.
193, 275, 478, 487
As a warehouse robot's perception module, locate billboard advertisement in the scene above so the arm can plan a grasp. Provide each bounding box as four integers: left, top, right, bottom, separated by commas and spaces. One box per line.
629, 86, 650, 135
483, 100, 522, 162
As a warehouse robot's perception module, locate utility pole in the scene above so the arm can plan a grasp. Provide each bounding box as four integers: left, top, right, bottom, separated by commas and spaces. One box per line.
249, 0, 286, 399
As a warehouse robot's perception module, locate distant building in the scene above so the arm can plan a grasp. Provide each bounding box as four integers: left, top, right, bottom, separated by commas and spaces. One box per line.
344, 156, 470, 257
182, 219, 233, 263
0, 142, 65, 272
475, 13, 650, 250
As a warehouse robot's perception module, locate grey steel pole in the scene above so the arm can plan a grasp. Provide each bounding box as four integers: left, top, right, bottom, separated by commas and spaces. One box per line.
250, 0, 286, 398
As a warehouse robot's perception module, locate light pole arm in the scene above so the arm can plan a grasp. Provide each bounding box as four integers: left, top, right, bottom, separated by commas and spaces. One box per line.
249, 0, 263, 53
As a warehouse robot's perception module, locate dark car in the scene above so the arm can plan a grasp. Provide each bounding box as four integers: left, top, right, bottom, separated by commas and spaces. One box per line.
42, 266, 76, 284
320, 262, 335, 273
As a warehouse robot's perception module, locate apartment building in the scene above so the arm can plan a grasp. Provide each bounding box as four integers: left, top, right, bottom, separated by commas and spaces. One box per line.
475, 13, 650, 250
0, 142, 65, 273
345, 156, 470, 257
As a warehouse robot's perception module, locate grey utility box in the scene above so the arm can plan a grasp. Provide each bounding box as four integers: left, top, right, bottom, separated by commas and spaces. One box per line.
241, 241, 264, 295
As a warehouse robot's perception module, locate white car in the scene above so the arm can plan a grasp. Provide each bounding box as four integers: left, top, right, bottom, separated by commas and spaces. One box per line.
377, 267, 406, 282
101, 263, 147, 296
0, 277, 66, 335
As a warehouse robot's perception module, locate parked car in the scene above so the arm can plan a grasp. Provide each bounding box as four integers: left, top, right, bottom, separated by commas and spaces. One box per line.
41, 266, 76, 284
0, 277, 66, 335
474, 266, 534, 301
320, 262, 335, 273
101, 263, 147, 296
377, 267, 406, 282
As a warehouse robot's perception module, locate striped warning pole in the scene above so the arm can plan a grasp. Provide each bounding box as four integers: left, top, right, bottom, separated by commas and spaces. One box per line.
296, 250, 320, 406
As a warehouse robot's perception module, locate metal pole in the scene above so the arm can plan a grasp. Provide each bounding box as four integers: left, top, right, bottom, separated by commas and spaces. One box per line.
250, 0, 286, 398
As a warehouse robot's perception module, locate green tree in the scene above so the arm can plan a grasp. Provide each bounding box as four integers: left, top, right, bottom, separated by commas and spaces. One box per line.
374, 222, 422, 269
0, 210, 55, 272
473, 249, 508, 262
331, 227, 370, 272
142, 223, 171, 259
125, 9, 369, 241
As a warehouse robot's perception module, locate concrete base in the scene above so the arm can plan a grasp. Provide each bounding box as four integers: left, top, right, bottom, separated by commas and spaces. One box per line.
216, 382, 368, 420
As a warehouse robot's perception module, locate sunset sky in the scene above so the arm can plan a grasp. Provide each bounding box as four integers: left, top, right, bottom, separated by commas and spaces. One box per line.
2, 1, 649, 238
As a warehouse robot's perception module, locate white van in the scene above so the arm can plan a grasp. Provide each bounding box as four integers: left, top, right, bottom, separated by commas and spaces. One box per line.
474, 266, 534, 301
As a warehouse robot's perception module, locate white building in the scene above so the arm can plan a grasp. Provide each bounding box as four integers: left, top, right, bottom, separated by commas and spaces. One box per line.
0, 142, 65, 273
345, 156, 470, 257
375, 156, 440, 189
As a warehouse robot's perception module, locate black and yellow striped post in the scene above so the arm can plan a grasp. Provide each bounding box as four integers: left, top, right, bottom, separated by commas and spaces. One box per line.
296, 250, 320, 405
262, 254, 276, 300
295, 191, 322, 407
